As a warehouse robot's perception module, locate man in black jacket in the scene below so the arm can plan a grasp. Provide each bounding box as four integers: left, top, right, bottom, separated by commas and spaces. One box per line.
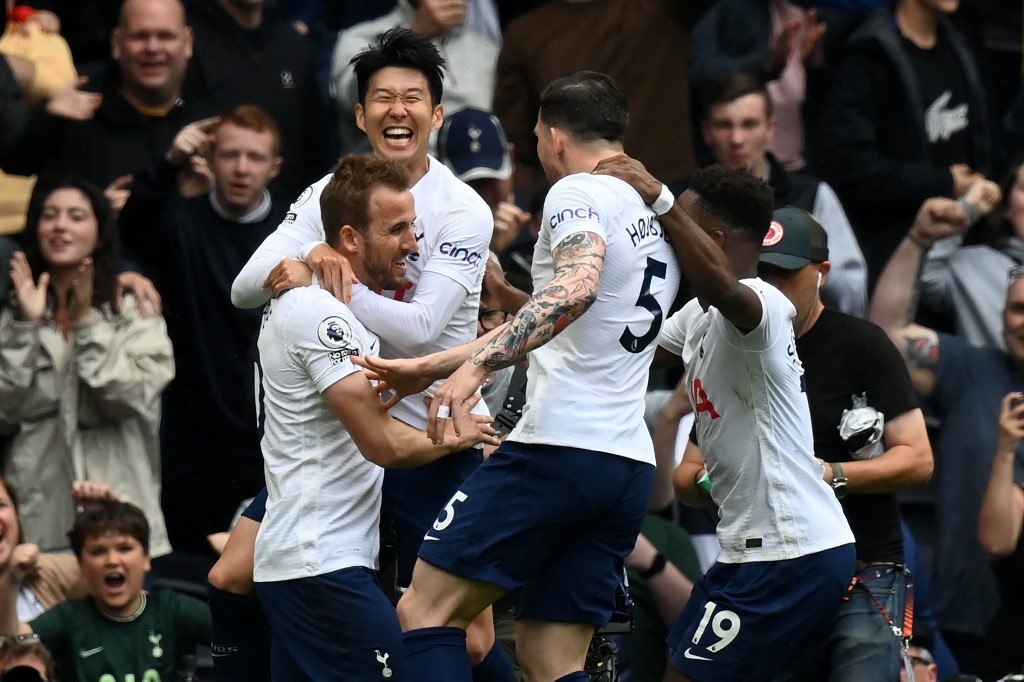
816, 0, 992, 284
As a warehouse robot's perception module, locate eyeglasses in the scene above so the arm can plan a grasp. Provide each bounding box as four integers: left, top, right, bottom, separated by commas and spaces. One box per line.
478, 308, 507, 330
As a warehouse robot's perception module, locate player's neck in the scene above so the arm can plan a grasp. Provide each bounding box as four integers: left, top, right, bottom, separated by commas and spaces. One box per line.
896, 2, 939, 48
564, 147, 625, 178
403, 155, 431, 187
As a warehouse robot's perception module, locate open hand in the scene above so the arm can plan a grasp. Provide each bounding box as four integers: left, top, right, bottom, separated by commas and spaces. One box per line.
46, 76, 102, 121
116, 271, 162, 316
104, 175, 132, 214
306, 243, 358, 303
263, 258, 313, 297
9, 251, 48, 322
166, 117, 220, 167
592, 154, 662, 204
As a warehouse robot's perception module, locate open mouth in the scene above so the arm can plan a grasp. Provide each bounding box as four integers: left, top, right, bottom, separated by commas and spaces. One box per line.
382, 127, 413, 146
104, 571, 127, 590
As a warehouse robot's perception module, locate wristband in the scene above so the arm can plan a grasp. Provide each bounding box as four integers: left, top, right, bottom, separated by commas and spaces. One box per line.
639, 552, 668, 580
957, 196, 984, 226
298, 240, 327, 263
652, 184, 674, 216
906, 232, 930, 250
695, 469, 713, 497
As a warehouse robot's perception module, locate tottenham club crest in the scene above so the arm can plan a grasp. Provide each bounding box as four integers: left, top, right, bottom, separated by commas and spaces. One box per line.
148, 631, 163, 658
375, 650, 393, 678
318, 316, 352, 349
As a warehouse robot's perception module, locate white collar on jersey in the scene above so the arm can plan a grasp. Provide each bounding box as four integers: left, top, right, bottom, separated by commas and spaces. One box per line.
208, 189, 273, 224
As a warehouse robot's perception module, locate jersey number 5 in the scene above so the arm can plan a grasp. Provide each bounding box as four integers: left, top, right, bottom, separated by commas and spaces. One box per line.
619, 257, 668, 354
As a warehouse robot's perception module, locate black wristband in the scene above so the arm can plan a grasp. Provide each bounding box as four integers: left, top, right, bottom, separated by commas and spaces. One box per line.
639, 552, 668, 580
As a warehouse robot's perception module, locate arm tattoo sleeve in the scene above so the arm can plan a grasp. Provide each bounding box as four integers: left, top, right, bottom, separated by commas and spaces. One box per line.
904, 334, 940, 370
471, 231, 606, 371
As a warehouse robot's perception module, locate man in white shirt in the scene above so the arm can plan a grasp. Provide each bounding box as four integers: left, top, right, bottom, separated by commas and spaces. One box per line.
253, 154, 497, 680
223, 28, 512, 680
592, 158, 856, 680
356, 71, 681, 682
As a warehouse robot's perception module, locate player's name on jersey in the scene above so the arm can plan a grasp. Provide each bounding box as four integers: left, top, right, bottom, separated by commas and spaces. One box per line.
625, 215, 666, 248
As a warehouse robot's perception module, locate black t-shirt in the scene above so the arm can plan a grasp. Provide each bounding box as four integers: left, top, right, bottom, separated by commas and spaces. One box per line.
797, 309, 920, 562
902, 27, 974, 170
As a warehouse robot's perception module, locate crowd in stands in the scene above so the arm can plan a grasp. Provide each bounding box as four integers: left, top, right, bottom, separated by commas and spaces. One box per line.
0, 0, 1020, 680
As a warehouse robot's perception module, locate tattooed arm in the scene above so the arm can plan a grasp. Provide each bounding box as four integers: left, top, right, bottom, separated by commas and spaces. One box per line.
868, 198, 967, 397
419, 230, 606, 442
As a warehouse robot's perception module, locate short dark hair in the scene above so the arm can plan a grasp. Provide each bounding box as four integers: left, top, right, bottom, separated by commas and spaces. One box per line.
0, 636, 55, 680
68, 500, 150, 558
351, 28, 445, 106
218, 104, 281, 155
539, 71, 628, 144
700, 72, 773, 121
320, 154, 410, 247
689, 164, 775, 244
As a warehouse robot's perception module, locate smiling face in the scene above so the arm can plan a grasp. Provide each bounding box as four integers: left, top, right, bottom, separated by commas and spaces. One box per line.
702, 93, 774, 174
354, 186, 418, 291
212, 121, 281, 213
37, 188, 100, 270
112, 0, 193, 107
355, 67, 442, 172
80, 531, 151, 618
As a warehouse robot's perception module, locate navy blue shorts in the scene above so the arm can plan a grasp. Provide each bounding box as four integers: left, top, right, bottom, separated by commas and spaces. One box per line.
241, 487, 268, 522
383, 447, 483, 587
256, 566, 404, 681
417, 441, 655, 628
668, 543, 856, 681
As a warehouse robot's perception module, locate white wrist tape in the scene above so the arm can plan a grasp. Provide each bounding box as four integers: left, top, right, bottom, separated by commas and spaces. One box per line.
652, 184, 674, 216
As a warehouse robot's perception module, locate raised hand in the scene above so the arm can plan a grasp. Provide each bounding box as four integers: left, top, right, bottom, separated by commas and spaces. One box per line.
592, 154, 662, 204
491, 201, 531, 255
962, 178, 1002, 216
166, 117, 220, 166
72, 480, 118, 506
9, 251, 48, 322
178, 154, 214, 199
46, 76, 102, 121
104, 175, 133, 214
68, 258, 94, 323
907, 197, 969, 248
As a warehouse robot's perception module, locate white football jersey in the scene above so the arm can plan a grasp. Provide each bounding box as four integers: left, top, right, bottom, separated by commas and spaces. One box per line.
253, 286, 383, 582
509, 173, 680, 465
240, 156, 491, 430
659, 279, 854, 563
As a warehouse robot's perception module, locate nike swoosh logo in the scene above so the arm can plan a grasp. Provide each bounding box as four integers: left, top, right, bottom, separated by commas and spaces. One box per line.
80, 646, 104, 658
422, 534, 440, 541
683, 647, 712, 661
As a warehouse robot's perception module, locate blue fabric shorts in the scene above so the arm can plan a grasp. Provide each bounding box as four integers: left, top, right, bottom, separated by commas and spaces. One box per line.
416, 441, 655, 628
383, 447, 483, 588
241, 486, 268, 522
668, 543, 856, 681
256, 566, 404, 681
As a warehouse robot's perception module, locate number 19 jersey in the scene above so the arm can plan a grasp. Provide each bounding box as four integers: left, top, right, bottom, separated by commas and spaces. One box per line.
508, 173, 680, 465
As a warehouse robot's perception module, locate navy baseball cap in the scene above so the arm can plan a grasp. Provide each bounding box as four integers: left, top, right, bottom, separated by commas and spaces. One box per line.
759, 207, 829, 270
437, 107, 512, 183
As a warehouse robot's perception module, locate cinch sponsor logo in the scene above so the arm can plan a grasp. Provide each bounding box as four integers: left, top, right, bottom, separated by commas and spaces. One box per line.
549, 206, 600, 229
439, 242, 482, 265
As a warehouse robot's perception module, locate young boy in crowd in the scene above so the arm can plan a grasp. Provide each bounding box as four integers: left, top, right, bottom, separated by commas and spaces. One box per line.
22, 501, 211, 681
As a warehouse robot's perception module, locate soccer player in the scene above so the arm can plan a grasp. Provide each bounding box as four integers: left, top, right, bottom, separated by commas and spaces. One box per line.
252, 154, 498, 680
357, 70, 681, 681
591, 156, 856, 680
221, 28, 510, 680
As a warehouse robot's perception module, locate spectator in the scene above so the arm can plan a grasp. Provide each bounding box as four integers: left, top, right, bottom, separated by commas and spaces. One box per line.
493, 0, 705, 197
0, 0, 216, 199
901, 641, 939, 682
188, 0, 326, 200
118, 106, 285, 555
975, 391, 1024, 677
21, 501, 212, 681
868, 196, 1024, 677
0, 179, 174, 555
329, 0, 499, 155
817, 0, 992, 283
436, 106, 536, 289
699, 73, 868, 316
0, 635, 54, 681
689, 0, 826, 171
918, 167, 1020, 351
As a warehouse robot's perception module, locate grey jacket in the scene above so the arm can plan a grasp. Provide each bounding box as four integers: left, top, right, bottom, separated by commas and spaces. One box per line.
0, 296, 174, 554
